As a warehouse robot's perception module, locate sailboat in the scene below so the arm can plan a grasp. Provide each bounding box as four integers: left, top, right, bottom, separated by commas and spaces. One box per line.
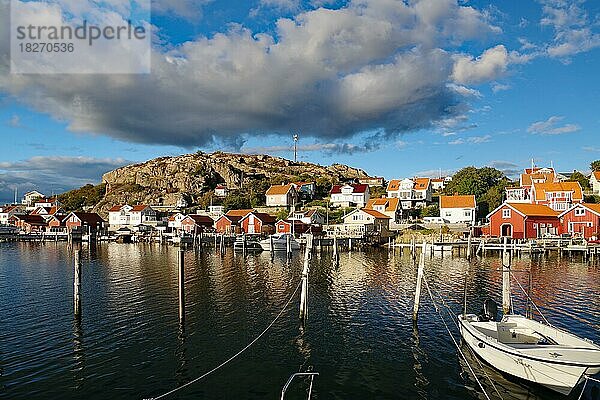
458, 239, 600, 396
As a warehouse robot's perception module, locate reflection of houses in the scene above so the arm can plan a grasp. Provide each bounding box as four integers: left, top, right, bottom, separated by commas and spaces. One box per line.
591, 171, 600, 195
485, 203, 560, 239
64, 212, 106, 233
240, 212, 276, 234
341, 208, 390, 236
364, 197, 402, 223
9, 214, 47, 233
108, 204, 157, 231
330, 184, 370, 208
386, 178, 432, 209
266, 184, 298, 207
215, 184, 229, 197
214, 209, 253, 234
288, 209, 325, 225
292, 182, 316, 199
181, 215, 215, 234
559, 203, 600, 240
439, 195, 476, 225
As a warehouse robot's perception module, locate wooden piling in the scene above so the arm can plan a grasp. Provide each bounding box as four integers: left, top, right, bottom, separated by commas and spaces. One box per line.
299, 234, 312, 322
178, 249, 185, 323
270, 235, 274, 262
74, 249, 82, 318
466, 233, 472, 261
412, 242, 426, 322
333, 235, 339, 265
502, 237, 511, 315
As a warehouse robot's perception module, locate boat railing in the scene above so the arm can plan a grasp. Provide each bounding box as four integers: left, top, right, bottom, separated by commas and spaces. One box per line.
280, 372, 319, 400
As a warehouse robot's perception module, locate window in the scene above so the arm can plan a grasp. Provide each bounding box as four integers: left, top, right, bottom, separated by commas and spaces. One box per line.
464, 210, 471, 217
502, 209, 511, 219
575, 208, 585, 216
445, 211, 452, 217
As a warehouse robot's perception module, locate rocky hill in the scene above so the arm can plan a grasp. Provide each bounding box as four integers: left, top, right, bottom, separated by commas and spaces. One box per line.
92, 151, 370, 215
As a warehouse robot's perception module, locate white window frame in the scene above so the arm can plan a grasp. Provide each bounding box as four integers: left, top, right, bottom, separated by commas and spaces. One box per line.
502, 209, 511, 219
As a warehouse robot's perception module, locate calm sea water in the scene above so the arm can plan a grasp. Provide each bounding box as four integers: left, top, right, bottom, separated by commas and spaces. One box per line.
1, 242, 599, 400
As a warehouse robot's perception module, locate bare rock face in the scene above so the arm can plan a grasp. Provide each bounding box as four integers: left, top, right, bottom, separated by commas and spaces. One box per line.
95, 151, 370, 214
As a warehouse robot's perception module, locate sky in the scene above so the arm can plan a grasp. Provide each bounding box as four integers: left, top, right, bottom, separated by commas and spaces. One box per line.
1, 0, 600, 203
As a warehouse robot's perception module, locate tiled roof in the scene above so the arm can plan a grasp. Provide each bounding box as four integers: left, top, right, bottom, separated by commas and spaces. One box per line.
266, 184, 294, 196
521, 172, 555, 186
131, 205, 151, 212
365, 197, 400, 212
13, 214, 48, 224
226, 209, 253, 217
440, 195, 476, 209
582, 203, 600, 215
593, 171, 600, 180
414, 178, 431, 190
185, 215, 214, 224
70, 212, 106, 224
330, 184, 368, 194
507, 203, 558, 217
361, 209, 391, 219
242, 212, 276, 224
108, 205, 124, 212
387, 179, 402, 191
533, 181, 583, 201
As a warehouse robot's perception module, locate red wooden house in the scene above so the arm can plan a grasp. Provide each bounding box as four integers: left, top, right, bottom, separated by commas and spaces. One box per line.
214, 209, 253, 234
9, 214, 48, 233
240, 212, 276, 235
64, 212, 106, 233
486, 202, 560, 239
181, 215, 215, 234
558, 203, 600, 240
276, 219, 315, 235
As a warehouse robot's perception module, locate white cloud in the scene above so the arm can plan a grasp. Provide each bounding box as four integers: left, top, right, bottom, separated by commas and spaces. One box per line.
527, 116, 580, 135
491, 82, 511, 93
449, 134, 491, 145
451, 45, 508, 84
8, 115, 22, 128
0, 0, 502, 149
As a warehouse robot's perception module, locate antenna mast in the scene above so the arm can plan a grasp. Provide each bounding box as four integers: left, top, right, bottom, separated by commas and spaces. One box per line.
293, 134, 299, 163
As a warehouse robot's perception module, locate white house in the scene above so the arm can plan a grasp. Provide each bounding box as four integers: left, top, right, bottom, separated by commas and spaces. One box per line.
215, 184, 229, 197
22, 190, 45, 206
386, 178, 432, 209
266, 184, 298, 207
0, 205, 24, 226
439, 195, 477, 225
168, 212, 187, 232
592, 171, 600, 195
341, 208, 390, 235
364, 197, 402, 223
330, 184, 370, 208
108, 204, 157, 231
288, 209, 325, 225
292, 182, 316, 199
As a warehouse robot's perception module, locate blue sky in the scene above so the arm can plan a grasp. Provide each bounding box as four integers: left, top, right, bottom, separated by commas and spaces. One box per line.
1, 0, 600, 202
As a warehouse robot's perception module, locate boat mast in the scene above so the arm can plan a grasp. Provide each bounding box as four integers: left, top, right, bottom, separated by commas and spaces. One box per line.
502, 237, 511, 315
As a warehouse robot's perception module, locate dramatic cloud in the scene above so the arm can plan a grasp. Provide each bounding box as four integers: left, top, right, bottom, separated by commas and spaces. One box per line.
0, 156, 129, 203
451, 45, 509, 84
242, 140, 381, 156
0, 0, 501, 149
527, 116, 580, 135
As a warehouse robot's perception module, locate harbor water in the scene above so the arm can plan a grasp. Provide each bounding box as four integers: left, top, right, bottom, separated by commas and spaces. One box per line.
1, 242, 599, 399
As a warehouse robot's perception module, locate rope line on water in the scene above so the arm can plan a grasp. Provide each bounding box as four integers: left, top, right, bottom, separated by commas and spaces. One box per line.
508, 270, 550, 325
423, 275, 504, 400
422, 274, 494, 400
144, 280, 303, 400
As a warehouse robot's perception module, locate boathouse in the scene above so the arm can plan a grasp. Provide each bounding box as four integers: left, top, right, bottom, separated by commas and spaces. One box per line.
180, 215, 215, 234
240, 212, 276, 235
558, 203, 600, 240
64, 212, 106, 233
486, 203, 560, 239
214, 209, 253, 234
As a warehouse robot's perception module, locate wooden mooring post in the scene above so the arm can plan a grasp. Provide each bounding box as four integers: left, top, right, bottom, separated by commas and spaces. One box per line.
270, 235, 274, 262
333, 235, 339, 265
286, 234, 292, 260
502, 237, 511, 315
178, 249, 185, 324
466, 233, 472, 261
299, 234, 313, 323
74, 249, 82, 318
412, 242, 426, 323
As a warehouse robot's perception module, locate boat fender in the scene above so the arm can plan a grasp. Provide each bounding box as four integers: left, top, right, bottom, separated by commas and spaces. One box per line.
478, 342, 485, 349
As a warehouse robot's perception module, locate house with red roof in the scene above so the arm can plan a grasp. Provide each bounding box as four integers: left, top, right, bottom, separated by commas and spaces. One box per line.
439, 195, 477, 225
0, 205, 25, 226
275, 219, 321, 235
341, 208, 391, 236
485, 203, 560, 239
330, 184, 370, 208
240, 212, 276, 234
591, 171, 600, 195
386, 178, 432, 209
215, 184, 229, 197
9, 214, 48, 233
181, 215, 215, 234
64, 212, 106, 233
214, 209, 253, 234
558, 203, 600, 240
364, 197, 402, 223
288, 209, 325, 225
531, 181, 583, 212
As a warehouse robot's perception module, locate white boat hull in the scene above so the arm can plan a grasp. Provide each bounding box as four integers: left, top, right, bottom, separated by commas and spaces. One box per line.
459, 315, 600, 395
259, 235, 301, 251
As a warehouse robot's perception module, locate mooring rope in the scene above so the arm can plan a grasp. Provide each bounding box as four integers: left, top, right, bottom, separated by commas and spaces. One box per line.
423, 275, 504, 400
508, 270, 550, 325
144, 280, 303, 400
421, 275, 494, 400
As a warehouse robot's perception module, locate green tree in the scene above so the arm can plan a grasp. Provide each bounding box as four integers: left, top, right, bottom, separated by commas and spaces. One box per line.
591, 160, 600, 172
222, 193, 251, 211
275, 208, 289, 221
58, 183, 106, 211
567, 171, 590, 190
420, 204, 440, 218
